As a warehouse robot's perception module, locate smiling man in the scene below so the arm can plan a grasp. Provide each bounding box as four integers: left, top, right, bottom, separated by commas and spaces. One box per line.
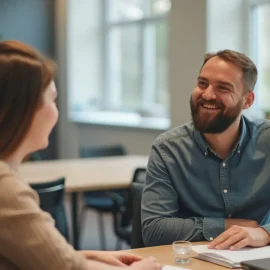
141, 50, 270, 250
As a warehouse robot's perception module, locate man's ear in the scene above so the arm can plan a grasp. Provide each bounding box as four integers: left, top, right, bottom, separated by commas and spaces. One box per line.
243, 91, 254, 109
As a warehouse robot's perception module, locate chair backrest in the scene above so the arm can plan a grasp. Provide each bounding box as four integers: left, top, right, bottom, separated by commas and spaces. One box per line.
110, 168, 146, 244
120, 168, 147, 226
132, 168, 147, 183
30, 177, 69, 240
131, 182, 145, 248
79, 145, 126, 158
80, 144, 128, 200
24, 151, 42, 162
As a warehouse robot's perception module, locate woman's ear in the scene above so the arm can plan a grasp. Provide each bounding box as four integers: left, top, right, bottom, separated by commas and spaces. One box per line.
243, 91, 254, 110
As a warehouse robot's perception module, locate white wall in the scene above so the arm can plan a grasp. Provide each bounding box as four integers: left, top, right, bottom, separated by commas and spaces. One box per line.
169, 0, 207, 127
55, 0, 80, 158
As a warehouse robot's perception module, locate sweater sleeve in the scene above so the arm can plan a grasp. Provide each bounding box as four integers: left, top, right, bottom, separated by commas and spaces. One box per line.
0, 162, 87, 270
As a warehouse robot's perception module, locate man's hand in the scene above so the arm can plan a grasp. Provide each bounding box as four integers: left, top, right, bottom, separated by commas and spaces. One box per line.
225, 219, 259, 230
208, 226, 270, 250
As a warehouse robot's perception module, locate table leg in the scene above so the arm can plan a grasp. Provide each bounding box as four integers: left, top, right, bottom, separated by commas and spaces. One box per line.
72, 192, 79, 250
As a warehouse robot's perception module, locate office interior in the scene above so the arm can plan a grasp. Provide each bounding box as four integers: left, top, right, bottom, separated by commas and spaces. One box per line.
0, 0, 269, 251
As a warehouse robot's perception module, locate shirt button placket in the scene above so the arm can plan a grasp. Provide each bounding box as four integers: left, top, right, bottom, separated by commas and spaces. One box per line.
220, 161, 231, 217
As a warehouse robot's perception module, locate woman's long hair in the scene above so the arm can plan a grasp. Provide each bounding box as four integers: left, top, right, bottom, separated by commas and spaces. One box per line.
0, 40, 55, 158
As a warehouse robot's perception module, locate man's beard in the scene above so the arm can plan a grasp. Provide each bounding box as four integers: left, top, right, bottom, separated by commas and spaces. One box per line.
190, 96, 243, 134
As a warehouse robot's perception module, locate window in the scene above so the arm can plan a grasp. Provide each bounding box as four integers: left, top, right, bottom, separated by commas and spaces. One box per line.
250, 0, 270, 117
105, 0, 171, 116
104, 0, 171, 118
69, 0, 171, 130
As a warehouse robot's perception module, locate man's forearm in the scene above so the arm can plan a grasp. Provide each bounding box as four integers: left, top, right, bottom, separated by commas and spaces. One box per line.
143, 217, 268, 247
142, 217, 205, 246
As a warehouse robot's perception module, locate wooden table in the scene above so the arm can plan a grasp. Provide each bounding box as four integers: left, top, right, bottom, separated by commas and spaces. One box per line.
20, 155, 148, 249
126, 243, 230, 269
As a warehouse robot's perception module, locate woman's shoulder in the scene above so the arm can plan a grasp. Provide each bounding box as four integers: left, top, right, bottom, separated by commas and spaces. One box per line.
0, 161, 23, 186
0, 161, 12, 176
0, 161, 39, 204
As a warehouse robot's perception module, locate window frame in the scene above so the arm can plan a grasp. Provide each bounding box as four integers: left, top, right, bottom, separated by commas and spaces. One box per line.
101, 0, 170, 116
248, 0, 270, 118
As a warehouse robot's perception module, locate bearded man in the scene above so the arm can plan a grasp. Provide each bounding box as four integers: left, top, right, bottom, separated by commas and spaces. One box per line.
141, 50, 270, 250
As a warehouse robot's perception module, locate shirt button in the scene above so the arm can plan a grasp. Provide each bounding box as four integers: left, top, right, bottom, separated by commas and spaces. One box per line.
204, 152, 207, 156
209, 237, 214, 241
228, 214, 232, 218
238, 150, 241, 154
223, 189, 228, 193
222, 162, 226, 167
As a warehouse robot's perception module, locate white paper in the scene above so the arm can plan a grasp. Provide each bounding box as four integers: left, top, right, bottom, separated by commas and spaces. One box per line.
192, 244, 270, 263
162, 265, 189, 270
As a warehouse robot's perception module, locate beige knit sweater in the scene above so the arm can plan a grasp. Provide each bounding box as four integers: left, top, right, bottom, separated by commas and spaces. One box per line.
0, 161, 86, 270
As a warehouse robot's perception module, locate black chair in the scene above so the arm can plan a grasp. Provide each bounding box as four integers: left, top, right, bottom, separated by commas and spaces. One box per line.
80, 145, 126, 158
110, 168, 146, 249
109, 191, 132, 250
30, 177, 69, 241
28, 151, 42, 161
131, 182, 145, 249
80, 144, 128, 250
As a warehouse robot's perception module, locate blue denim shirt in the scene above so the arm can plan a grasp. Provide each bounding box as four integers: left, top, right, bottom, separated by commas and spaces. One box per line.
141, 116, 270, 246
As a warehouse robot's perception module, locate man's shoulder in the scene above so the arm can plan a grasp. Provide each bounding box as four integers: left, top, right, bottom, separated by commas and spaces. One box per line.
154, 121, 194, 146
245, 116, 270, 135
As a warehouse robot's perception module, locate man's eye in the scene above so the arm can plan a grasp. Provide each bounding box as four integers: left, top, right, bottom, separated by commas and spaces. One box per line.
198, 81, 207, 87
219, 86, 229, 92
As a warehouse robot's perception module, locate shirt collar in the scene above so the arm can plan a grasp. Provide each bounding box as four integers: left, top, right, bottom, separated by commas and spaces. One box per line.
193, 116, 247, 156
237, 116, 247, 153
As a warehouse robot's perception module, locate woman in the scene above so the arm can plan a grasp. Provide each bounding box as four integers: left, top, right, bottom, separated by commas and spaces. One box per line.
0, 40, 161, 270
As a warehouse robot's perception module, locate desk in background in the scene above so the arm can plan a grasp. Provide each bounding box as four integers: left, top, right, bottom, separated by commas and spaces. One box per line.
20, 155, 148, 249
126, 243, 229, 270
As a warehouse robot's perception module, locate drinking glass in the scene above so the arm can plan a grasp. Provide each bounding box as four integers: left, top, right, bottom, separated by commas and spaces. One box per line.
172, 240, 192, 264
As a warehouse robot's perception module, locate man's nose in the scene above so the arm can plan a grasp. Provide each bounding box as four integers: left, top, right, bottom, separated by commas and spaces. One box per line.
202, 85, 216, 100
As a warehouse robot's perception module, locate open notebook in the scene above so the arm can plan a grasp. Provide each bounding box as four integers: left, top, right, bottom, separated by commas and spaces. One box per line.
192, 245, 270, 268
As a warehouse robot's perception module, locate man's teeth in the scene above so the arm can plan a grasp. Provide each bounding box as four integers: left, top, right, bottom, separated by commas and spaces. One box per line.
202, 104, 218, 109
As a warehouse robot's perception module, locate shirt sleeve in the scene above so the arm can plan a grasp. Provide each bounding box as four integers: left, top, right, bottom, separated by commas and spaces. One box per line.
0, 166, 87, 270
203, 217, 225, 240
261, 224, 270, 234
260, 210, 270, 234
141, 141, 225, 246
